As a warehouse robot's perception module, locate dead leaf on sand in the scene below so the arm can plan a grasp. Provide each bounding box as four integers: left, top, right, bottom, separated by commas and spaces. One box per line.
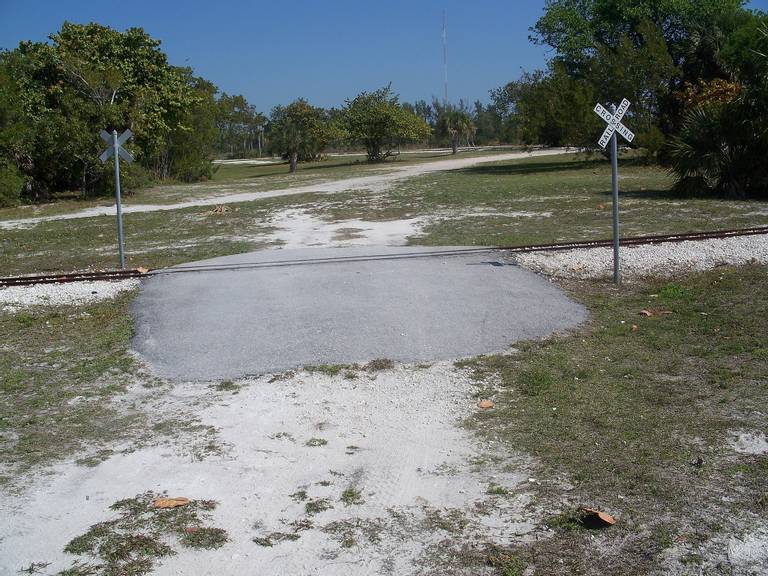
152, 497, 190, 509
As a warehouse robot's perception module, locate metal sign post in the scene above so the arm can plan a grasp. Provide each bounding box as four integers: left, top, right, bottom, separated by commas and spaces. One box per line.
594, 99, 634, 284
99, 129, 134, 270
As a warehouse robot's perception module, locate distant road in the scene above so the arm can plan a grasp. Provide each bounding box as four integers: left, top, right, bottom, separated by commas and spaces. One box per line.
1, 148, 574, 229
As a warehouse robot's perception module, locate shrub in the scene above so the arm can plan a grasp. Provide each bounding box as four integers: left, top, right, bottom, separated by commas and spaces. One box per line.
0, 163, 25, 207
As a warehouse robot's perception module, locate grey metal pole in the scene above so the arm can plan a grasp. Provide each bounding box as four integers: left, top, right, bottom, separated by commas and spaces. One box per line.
112, 129, 126, 270
610, 104, 620, 284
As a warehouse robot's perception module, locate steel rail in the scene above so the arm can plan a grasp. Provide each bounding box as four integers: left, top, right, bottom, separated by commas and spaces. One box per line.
3, 225, 767, 287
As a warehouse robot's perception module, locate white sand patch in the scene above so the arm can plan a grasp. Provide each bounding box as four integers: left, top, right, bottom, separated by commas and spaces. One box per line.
0, 149, 575, 230
514, 235, 768, 280
730, 431, 768, 455
212, 158, 280, 165
0, 363, 536, 575
727, 525, 768, 569
456, 210, 552, 219
0, 279, 139, 312
265, 209, 424, 249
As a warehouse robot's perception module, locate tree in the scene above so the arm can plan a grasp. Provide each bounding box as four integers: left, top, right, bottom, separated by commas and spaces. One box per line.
670, 14, 768, 198
343, 86, 431, 162
0, 22, 222, 200
494, 63, 601, 147
269, 99, 342, 173
215, 93, 266, 158
442, 108, 473, 154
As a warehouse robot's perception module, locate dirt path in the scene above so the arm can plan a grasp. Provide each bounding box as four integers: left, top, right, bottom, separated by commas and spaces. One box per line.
2, 363, 540, 575
0, 149, 572, 230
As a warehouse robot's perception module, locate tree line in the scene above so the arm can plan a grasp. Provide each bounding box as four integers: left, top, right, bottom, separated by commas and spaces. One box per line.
2, 4, 766, 207
0, 24, 433, 206
493, 0, 768, 198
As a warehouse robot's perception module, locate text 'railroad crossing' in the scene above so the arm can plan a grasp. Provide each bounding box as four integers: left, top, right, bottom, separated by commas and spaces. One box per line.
594, 99, 635, 149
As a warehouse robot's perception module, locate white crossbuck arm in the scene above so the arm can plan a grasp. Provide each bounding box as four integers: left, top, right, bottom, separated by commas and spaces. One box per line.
594, 99, 635, 149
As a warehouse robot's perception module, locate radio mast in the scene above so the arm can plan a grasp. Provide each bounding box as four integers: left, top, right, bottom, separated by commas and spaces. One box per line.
442, 9, 449, 105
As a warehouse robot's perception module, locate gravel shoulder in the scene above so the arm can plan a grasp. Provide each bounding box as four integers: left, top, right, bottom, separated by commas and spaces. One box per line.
514, 234, 768, 279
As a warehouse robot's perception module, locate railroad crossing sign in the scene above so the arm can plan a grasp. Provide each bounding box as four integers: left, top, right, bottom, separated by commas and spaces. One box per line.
594, 99, 635, 149
593, 100, 634, 284
98, 129, 134, 269
99, 129, 134, 163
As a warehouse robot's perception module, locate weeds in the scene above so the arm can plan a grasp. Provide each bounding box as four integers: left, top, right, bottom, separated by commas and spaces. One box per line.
61, 492, 227, 575
340, 487, 365, 506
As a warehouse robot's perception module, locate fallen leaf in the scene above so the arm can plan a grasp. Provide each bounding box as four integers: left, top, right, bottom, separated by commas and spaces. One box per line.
137, 267, 149, 274
597, 203, 605, 210
478, 399, 495, 409
184, 527, 200, 534
582, 508, 616, 527
639, 308, 673, 317
152, 497, 190, 509
631, 324, 639, 332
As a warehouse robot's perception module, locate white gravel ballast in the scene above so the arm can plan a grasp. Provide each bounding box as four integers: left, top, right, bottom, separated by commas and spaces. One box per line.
514, 234, 768, 280
0, 279, 140, 311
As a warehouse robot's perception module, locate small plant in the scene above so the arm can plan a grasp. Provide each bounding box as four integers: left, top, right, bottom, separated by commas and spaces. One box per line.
305, 437, 328, 447
486, 484, 510, 496
304, 364, 350, 376
290, 490, 308, 502
252, 532, 300, 547
211, 380, 240, 393
61, 492, 227, 575
180, 527, 228, 548
658, 283, 690, 300
364, 358, 395, 372
340, 487, 365, 506
305, 498, 333, 515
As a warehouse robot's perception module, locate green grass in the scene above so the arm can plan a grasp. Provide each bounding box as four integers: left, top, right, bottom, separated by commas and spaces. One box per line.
340, 487, 365, 506
0, 293, 143, 484
310, 152, 768, 246
0, 148, 518, 220
304, 498, 333, 515
3, 152, 765, 276
461, 265, 768, 574
305, 437, 328, 447
61, 492, 226, 575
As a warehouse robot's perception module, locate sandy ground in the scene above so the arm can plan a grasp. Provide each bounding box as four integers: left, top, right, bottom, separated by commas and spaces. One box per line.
1, 363, 540, 575
0, 149, 572, 230
264, 209, 425, 249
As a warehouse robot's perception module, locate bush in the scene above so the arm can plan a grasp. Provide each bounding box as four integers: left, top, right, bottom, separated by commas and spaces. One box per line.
0, 163, 25, 207
669, 92, 768, 198
94, 162, 156, 197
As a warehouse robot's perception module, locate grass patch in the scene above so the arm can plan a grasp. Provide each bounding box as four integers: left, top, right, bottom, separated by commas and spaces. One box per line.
305, 437, 328, 447
486, 485, 510, 496
210, 380, 240, 393
462, 265, 768, 574
340, 487, 365, 506
3, 153, 765, 276
61, 492, 226, 575
363, 358, 395, 372
0, 293, 143, 484
305, 498, 333, 515
304, 364, 351, 377
309, 152, 768, 247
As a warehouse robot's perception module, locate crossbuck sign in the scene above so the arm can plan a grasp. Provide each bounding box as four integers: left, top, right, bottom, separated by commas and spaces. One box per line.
594, 99, 635, 149
99, 129, 134, 269
593, 99, 635, 284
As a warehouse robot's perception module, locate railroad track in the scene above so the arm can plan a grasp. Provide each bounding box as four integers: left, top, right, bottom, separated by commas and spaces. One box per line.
3, 225, 767, 287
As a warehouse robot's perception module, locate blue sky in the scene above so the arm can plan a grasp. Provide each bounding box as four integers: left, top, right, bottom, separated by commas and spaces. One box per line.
1, 0, 767, 112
